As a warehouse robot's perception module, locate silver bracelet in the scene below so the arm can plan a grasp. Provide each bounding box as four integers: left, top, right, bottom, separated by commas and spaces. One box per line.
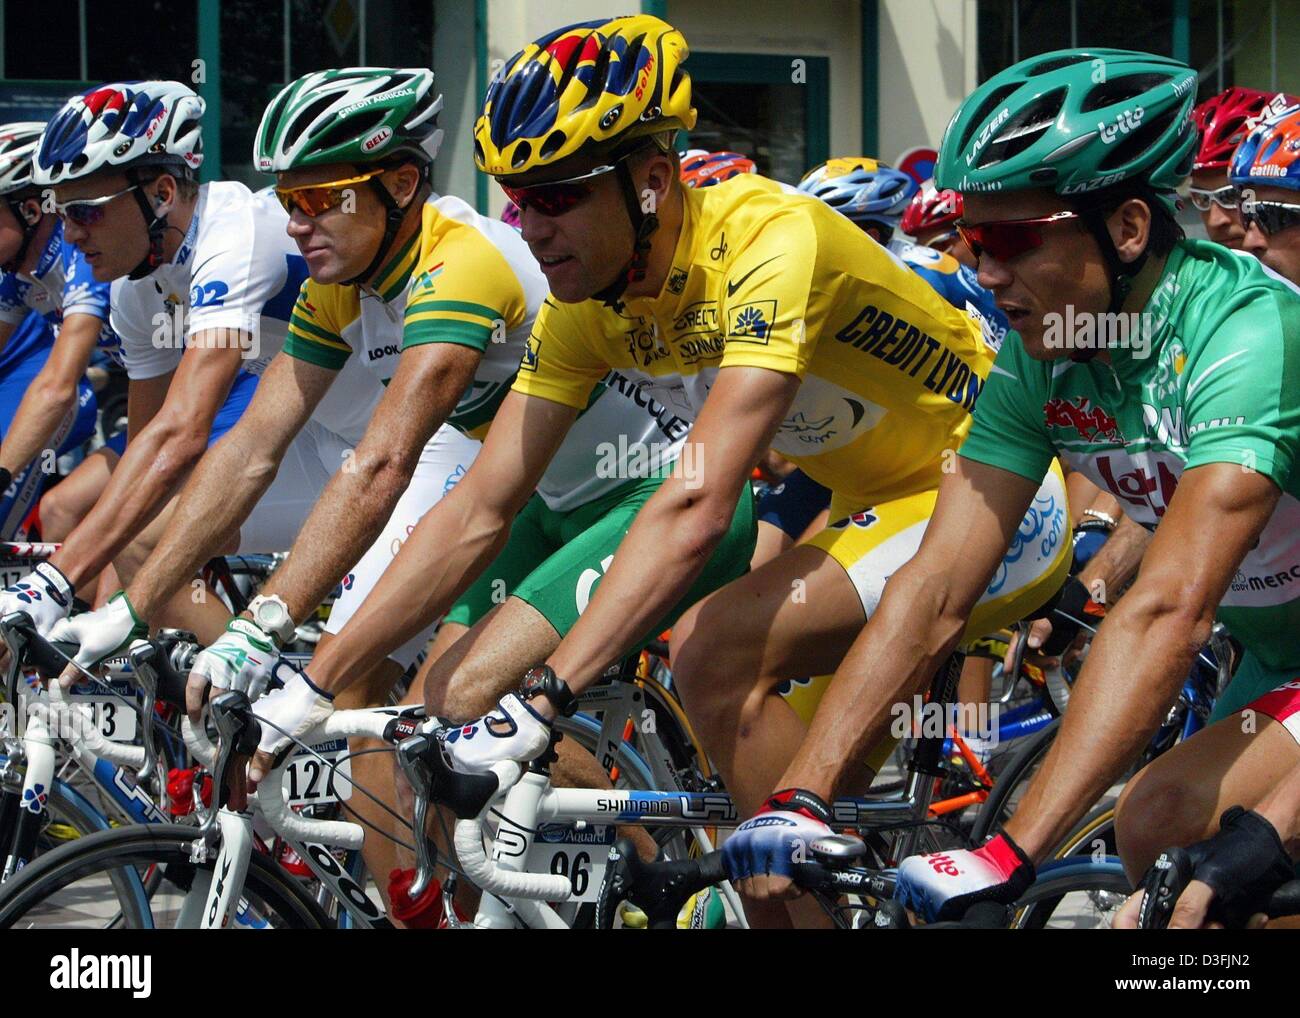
1081, 508, 1118, 530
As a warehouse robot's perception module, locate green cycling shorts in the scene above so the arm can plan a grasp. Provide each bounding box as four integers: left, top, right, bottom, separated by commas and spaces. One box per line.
444, 470, 756, 647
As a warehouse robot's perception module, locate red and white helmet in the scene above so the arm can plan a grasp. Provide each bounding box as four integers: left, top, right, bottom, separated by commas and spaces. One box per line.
900, 182, 962, 237
1192, 86, 1297, 173
0, 122, 46, 196
34, 81, 204, 186
680, 149, 756, 188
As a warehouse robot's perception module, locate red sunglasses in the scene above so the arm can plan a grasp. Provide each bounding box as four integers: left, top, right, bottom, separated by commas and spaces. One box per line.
498, 161, 623, 218
956, 210, 1081, 262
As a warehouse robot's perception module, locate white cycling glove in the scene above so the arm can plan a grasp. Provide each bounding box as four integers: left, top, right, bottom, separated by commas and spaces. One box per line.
438, 693, 552, 775
247, 670, 335, 783
190, 618, 279, 699
0, 562, 75, 636
47, 591, 147, 674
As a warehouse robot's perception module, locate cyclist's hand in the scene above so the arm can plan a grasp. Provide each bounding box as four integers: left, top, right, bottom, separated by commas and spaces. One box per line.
440, 692, 551, 774
246, 670, 335, 787
1003, 618, 1057, 672
0, 563, 75, 647
721, 789, 834, 901
47, 590, 146, 684
894, 833, 1035, 922
190, 618, 279, 703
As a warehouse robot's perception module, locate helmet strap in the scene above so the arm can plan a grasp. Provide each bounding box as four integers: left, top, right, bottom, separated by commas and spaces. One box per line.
1074, 204, 1150, 363
592, 158, 660, 311
126, 168, 180, 280
3, 197, 39, 274
346, 167, 427, 289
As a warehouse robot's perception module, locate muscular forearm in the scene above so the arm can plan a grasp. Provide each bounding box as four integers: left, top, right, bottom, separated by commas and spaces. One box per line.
547, 475, 739, 692
0, 374, 79, 476
1005, 590, 1209, 861
1253, 765, 1300, 857
1078, 513, 1150, 602
259, 457, 417, 623
128, 428, 280, 616
780, 564, 970, 800
306, 484, 515, 694
52, 425, 209, 589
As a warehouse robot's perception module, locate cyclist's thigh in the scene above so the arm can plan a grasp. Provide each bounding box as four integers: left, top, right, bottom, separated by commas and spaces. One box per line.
236, 419, 334, 553
434, 597, 563, 718
38, 446, 119, 540
324, 423, 481, 668
1117, 707, 1300, 872
511, 472, 755, 650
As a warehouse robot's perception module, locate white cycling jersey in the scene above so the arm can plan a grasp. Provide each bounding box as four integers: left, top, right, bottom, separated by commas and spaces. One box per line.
109, 181, 382, 444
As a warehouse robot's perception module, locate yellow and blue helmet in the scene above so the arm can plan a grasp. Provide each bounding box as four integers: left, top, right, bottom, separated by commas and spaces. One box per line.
474, 15, 696, 177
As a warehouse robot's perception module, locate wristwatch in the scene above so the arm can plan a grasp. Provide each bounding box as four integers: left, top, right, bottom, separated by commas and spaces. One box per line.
520, 665, 578, 717
246, 594, 296, 647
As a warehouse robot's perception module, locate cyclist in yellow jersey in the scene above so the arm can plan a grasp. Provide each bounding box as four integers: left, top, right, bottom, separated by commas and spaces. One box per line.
232, 18, 1065, 928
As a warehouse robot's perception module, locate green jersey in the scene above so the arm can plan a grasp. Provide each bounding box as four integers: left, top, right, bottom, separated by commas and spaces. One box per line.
960, 238, 1300, 671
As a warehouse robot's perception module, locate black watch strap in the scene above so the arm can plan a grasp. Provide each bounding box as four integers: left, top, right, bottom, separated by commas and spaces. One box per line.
521, 665, 578, 717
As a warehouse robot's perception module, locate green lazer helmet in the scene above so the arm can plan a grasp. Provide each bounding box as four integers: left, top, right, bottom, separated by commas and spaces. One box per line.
936, 48, 1197, 215
254, 67, 443, 173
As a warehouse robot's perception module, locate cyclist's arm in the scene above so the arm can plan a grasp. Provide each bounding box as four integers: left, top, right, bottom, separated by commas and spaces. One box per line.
1255, 763, 1300, 856
0, 316, 14, 356
1076, 511, 1149, 600
126, 351, 336, 617
250, 341, 482, 623
0, 313, 101, 476
49, 329, 249, 589
1004, 462, 1279, 862
543, 365, 801, 697
778, 456, 1042, 798
305, 389, 577, 693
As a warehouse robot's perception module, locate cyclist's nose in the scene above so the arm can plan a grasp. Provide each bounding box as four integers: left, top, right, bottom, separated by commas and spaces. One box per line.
1241, 221, 1268, 256
976, 254, 1012, 291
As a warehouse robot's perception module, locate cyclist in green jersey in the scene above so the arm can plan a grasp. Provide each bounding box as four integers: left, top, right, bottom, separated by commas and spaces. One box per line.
717, 47, 1300, 923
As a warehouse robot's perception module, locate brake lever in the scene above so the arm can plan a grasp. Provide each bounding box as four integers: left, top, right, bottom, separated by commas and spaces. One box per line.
206, 690, 260, 835
127, 642, 161, 786
396, 733, 437, 900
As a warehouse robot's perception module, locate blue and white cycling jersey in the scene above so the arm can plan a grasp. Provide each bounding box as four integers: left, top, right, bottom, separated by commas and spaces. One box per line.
110, 180, 382, 445
888, 237, 1009, 351
0, 218, 120, 366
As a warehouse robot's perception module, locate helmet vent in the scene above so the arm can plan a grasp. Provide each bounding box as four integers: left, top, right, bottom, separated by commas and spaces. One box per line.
261, 89, 296, 151
291, 95, 342, 147
1081, 73, 1169, 112
1098, 109, 1178, 171
1026, 53, 1091, 76
540, 130, 567, 159
960, 83, 1019, 152
511, 140, 533, 170
320, 109, 385, 154
982, 89, 1066, 165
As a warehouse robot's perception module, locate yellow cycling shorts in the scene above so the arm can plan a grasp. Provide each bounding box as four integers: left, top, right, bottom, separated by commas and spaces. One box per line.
779, 460, 1071, 734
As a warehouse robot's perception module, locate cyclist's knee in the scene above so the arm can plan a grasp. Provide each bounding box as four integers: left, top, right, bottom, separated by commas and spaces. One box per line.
1115, 764, 1207, 878
37, 484, 81, 540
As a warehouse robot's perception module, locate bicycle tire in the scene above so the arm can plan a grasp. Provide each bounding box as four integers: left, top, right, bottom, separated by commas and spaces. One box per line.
0, 822, 331, 928
1010, 859, 1131, 929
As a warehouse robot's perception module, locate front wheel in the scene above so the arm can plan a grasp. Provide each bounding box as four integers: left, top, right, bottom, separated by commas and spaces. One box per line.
1009, 858, 1132, 929
0, 823, 330, 928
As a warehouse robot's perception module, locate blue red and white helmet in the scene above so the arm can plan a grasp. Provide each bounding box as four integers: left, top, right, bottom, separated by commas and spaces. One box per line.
0, 122, 46, 196
680, 149, 756, 188
797, 156, 919, 235
1230, 103, 1300, 192
33, 81, 204, 186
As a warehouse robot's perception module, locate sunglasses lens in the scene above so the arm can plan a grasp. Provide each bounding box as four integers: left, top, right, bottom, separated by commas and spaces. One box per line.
276, 187, 342, 218
501, 181, 590, 218
64, 205, 104, 226
960, 221, 1044, 262
1189, 191, 1212, 212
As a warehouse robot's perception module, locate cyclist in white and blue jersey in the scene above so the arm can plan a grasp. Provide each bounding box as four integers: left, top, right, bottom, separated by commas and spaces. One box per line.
0, 123, 107, 539
0, 81, 380, 644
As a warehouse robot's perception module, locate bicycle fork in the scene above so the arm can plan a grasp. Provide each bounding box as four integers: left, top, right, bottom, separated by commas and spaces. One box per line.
3, 709, 54, 879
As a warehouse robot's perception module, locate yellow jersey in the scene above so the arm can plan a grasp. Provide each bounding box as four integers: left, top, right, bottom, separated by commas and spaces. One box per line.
512, 175, 994, 507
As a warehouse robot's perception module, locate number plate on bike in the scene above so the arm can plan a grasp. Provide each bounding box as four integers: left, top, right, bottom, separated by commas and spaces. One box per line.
0, 558, 36, 588
67, 680, 138, 743
529, 823, 615, 903
282, 738, 352, 806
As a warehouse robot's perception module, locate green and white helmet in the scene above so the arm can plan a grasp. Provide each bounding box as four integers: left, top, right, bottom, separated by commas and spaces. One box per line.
936, 48, 1197, 215
254, 67, 443, 173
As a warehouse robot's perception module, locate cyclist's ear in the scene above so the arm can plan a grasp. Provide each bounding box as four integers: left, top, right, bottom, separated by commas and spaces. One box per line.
1108, 197, 1152, 265
386, 162, 424, 210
